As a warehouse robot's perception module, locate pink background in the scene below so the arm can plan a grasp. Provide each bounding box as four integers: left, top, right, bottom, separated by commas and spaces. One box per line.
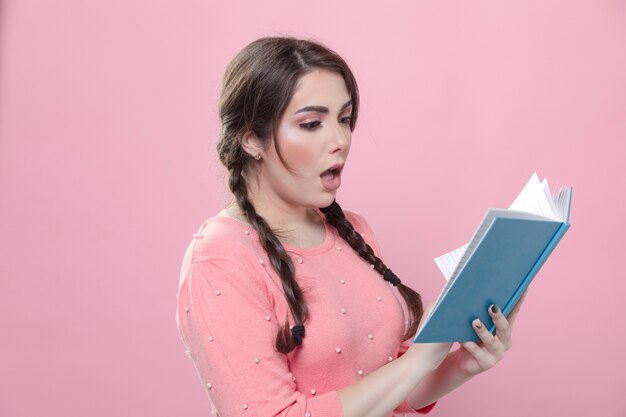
1, 1, 625, 416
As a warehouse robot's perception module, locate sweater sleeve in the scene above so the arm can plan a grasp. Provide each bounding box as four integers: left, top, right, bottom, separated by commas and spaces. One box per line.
177, 258, 343, 417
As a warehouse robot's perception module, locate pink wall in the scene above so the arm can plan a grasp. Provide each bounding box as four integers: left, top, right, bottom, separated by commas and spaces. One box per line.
1, 1, 624, 416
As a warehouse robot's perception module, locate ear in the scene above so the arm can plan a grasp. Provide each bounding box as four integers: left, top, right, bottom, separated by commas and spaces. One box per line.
240, 131, 264, 159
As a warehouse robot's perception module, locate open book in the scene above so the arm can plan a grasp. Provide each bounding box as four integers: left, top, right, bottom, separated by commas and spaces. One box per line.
413, 173, 572, 343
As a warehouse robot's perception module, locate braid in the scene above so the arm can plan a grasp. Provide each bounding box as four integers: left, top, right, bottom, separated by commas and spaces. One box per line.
229, 163, 308, 353
320, 201, 424, 341
215, 37, 365, 352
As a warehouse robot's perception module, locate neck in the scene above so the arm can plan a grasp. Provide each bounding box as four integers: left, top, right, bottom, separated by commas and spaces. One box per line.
241, 196, 319, 231
240, 171, 322, 231
224, 198, 326, 250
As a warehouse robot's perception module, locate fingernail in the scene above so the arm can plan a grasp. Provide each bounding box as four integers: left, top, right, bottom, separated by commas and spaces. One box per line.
473, 319, 482, 328
490, 304, 499, 314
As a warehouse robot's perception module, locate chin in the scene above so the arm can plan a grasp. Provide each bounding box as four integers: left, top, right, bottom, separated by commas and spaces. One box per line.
316, 192, 338, 209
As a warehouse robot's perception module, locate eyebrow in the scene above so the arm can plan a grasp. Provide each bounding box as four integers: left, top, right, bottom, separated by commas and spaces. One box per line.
294, 99, 353, 115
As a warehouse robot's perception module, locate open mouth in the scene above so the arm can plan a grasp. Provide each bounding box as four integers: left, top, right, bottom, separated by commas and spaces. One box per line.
321, 167, 340, 180
321, 164, 343, 179
320, 164, 343, 191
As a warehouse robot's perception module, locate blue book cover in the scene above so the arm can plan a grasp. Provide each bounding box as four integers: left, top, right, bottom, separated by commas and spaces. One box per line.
414, 174, 572, 343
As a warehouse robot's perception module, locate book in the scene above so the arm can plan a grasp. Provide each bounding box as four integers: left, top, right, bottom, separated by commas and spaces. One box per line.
413, 173, 572, 343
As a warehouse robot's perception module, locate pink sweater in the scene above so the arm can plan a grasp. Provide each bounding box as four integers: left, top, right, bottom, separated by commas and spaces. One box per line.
176, 209, 436, 417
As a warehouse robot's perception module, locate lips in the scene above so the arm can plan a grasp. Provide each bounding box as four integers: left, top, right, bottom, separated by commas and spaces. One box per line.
320, 163, 344, 191
321, 163, 344, 178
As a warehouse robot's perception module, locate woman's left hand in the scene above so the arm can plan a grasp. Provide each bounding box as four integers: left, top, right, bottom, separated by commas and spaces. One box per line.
451, 291, 528, 376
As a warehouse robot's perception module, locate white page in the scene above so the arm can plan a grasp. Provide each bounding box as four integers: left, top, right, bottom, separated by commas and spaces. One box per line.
541, 178, 562, 220
508, 173, 560, 220
434, 244, 468, 281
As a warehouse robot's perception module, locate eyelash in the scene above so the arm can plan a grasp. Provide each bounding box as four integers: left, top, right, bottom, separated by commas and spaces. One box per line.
299, 117, 353, 130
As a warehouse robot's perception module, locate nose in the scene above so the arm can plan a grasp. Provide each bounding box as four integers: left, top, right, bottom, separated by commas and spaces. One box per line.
330, 121, 351, 153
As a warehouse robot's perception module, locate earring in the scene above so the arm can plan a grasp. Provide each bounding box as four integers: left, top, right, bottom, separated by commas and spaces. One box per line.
253, 153, 262, 161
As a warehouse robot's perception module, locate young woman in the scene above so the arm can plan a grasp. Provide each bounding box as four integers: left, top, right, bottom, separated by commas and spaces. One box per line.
176, 36, 524, 417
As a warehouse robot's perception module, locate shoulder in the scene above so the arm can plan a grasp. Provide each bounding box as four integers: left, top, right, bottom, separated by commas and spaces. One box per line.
338, 207, 382, 257
341, 208, 375, 235
178, 216, 273, 300
190, 217, 261, 262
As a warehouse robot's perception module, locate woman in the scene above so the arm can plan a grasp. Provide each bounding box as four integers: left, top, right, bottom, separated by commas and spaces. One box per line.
176, 36, 524, 417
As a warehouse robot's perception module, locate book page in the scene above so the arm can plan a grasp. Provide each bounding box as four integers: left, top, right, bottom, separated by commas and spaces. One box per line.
556, 186, 572, 222
508, 173, 561, 220
541, 178, 561, 220
434, 244, 468, 281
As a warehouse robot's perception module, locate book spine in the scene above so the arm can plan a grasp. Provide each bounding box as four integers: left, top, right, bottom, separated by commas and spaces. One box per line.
489, 222, 571, 332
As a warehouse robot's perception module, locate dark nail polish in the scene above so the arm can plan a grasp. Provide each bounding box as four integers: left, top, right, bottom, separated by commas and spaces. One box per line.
491, 304, 499, 314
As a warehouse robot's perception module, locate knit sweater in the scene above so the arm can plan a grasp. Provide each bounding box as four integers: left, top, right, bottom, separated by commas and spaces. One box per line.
176, 209, 436, 417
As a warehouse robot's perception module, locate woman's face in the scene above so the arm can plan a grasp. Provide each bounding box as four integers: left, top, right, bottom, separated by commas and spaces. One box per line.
255, 68, 353, 211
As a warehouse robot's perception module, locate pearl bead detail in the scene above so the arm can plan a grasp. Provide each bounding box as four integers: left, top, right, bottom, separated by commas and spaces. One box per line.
376, 296, 382, 301
254, 357, 260, 364
335, 347, 342, 353
259, 259, 264, 265
215, 289, 222, 296
242, 403, 248, 410
339, 279, 345, 284
244, 230, 250, 236
388, 356, 393, 362
297, 258, 303, 264
358, 370, 363, 376
207, 383, 212, 389
310, 389, 316, 395
340, 308, 346, 314
305, 412, 311, 417
184, 306, 190, 312
208, 336, 214, 342
336, 246, 342, 251
368, 334, 373, 340
265, 315, 271, 321
370, 264, 375, 269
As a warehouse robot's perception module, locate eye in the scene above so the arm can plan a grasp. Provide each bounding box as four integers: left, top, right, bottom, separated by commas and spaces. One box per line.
299, 121, 322, 130
339, 116, 353, 125
339, 116, 354, 126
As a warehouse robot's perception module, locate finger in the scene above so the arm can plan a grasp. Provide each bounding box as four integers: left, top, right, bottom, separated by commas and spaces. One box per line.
472, 318, 497, 348
460, 340, 498, 372
473, 318, 507, 363
506, 291, 528, 328
488, 304, 512, 349
461, 340, 483, 356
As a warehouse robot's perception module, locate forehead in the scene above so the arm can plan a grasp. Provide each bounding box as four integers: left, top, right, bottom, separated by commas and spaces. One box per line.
286, 69, 351, 110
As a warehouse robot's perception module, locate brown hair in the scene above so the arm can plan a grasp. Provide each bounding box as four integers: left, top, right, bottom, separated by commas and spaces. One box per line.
216, 37, 423, 353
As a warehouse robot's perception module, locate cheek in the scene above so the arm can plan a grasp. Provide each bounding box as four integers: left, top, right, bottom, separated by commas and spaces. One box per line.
279, 126, 318, 170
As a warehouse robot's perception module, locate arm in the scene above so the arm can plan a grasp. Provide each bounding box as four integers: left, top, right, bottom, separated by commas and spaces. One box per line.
178, 259, 345, 417
337, 341, 452, 417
